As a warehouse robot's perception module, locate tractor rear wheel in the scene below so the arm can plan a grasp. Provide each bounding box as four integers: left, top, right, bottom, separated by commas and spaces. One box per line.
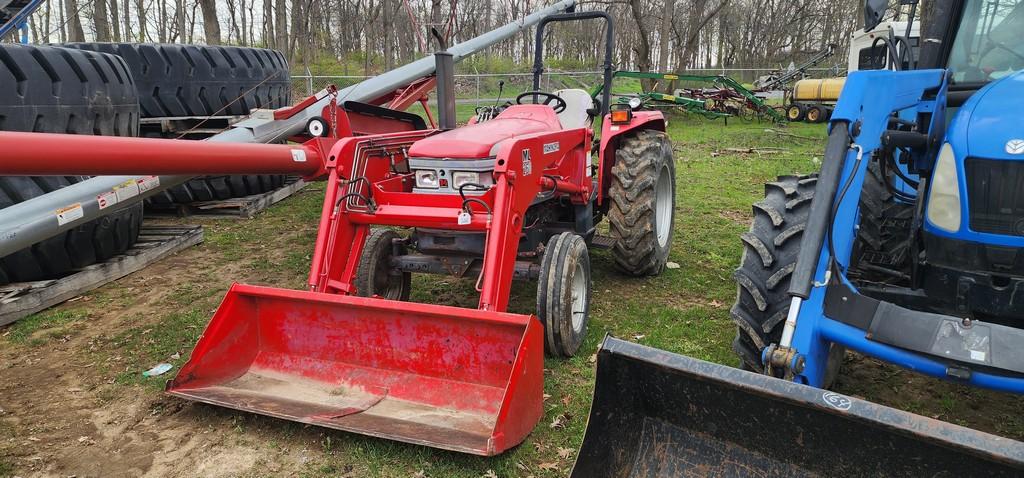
0, 44, 144, 285
537, 232, 591, 358
607, 129, 675, 276
731, 174, 845, 387
355, 228, 411, 301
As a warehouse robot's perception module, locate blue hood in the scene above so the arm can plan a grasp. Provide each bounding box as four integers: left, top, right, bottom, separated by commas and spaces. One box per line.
961, 71, 1024, 159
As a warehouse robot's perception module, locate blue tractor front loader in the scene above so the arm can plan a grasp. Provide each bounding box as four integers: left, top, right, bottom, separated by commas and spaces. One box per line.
570, 1, 1024, 475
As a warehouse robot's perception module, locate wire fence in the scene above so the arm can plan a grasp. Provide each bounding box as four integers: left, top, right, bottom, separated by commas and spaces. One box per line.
289, 67, 846, 104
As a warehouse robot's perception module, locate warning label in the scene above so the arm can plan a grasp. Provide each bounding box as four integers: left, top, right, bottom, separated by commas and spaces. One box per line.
114, 180, 140, 202
56, 203, 84, 226
97, 191, 118, 210
137, 176, 160, 193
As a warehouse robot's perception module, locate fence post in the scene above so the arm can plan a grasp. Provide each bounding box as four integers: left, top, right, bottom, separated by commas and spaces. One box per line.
305, 67, 313, 96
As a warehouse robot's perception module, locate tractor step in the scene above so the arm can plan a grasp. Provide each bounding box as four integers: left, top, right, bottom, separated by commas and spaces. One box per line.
590, 234, 615, 249
571, 336, 1024, 477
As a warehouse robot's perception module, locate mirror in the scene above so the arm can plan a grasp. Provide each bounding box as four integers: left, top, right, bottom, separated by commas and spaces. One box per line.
864, 0, 888, 31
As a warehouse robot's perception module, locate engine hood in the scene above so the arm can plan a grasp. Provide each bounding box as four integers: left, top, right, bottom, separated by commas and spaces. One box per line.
960, 70, 1024, 159
407, 105, 561, 159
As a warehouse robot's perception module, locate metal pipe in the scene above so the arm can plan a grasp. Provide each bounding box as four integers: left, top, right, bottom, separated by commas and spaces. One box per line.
435, 51, 456, 130
0, 132, 322, 176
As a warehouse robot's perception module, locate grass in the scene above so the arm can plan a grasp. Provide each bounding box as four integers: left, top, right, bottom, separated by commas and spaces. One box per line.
7, 111, 1024, 476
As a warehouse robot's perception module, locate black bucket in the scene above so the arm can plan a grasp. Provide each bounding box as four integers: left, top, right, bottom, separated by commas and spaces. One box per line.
571, 336, 1024, 477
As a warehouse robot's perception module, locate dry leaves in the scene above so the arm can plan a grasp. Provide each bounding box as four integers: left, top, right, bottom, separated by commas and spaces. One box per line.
482, 470, 498, 478
549, 412, 572, 429
557, 447, 575, 459
538, 462, 559, 471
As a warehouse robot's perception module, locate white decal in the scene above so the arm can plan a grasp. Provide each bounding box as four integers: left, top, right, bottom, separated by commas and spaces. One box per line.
521, 149, 533, 176
97, 191, 118, 210
292, 149, 307, 162
543, 141, 560, 154
970, 350, 987, 362
56, 203, 84, 226
136, 175, 160, 193
822, 391, 852, 411
113, 180, 140, 202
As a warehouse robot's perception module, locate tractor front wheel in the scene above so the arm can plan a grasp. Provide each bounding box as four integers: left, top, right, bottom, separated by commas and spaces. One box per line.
355, 228, 411, 301
607, 129, 676, 276
731, 174, 845, 387
537, 232, 591, 358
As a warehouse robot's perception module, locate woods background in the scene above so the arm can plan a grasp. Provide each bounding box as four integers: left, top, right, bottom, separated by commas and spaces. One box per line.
10, 0, 908, 80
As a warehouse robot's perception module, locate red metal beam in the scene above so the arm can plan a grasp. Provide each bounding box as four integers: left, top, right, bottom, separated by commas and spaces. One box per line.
0, 132, 325, 176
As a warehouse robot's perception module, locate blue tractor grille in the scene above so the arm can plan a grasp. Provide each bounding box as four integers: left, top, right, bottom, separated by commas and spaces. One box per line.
965, 158, 1024, 236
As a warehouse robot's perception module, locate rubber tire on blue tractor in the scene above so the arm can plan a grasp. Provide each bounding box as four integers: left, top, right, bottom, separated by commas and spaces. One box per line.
0, 44, 144, 285
607, 129, 676, 276
355, 228, 411, 301
849, 160, 915, 286
63, 43, 292, 204
731, 174, 845, 387
537, 232, 591, 358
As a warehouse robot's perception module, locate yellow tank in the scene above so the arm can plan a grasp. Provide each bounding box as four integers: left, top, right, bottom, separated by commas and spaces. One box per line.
792, 77, 846, 102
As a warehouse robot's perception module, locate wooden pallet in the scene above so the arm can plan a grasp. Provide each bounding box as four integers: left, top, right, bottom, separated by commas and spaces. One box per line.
0, 225, 203, 326
148, 178, 308, 219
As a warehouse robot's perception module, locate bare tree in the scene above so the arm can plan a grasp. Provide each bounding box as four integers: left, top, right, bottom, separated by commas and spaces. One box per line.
199, 0, 221, 44
64, 0, 85, 42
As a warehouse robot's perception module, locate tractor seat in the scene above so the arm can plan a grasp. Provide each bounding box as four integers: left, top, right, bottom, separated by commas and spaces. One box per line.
554, 89, 595, 130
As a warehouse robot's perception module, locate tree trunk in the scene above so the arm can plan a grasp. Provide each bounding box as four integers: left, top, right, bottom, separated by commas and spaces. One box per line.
627, 0, 653, 90
275, 0, 287, 50
657, 0, 675, 72
64, 0, 85, 42
109, 0, 121, 41
199, 0, 221, 44
94, 0, 111, 42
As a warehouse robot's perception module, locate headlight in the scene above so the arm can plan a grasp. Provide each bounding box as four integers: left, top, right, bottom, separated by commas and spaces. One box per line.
415, 169, 439, 189
451, 171, 493, 190
628, 97, 643, 109
926, 143, 962, 232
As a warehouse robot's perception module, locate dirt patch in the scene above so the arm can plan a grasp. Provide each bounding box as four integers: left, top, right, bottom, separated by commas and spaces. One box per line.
0, 217, 321, 477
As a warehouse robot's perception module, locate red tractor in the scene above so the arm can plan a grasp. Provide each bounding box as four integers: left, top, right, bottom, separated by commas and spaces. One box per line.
0, 11, 675, 455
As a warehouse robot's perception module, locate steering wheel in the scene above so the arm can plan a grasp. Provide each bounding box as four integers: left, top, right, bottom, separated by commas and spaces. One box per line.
515, 91, 567, 113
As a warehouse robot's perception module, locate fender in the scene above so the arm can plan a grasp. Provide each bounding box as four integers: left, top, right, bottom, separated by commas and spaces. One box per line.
596, 110, 666, 206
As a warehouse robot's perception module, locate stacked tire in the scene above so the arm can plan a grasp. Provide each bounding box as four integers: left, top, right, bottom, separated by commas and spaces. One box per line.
63, 43, 292, 204
0, 44, 144, 284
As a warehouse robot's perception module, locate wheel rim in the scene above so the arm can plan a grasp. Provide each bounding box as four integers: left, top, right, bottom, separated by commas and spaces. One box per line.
570, 260, 588, 332
655, 164, 673, 248
788, 107, 800, 120
807, 109, 819, 122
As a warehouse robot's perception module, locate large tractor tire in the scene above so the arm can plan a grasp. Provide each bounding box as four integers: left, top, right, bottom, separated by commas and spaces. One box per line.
63, 43, 291, 118
849, 160, 915, 285
0, 44, 144, 285
0, 44, 139, 134
64, 43, 291, 204
731, 174, 844, 387
607, 129, 676, 276
786, 103, 806, 122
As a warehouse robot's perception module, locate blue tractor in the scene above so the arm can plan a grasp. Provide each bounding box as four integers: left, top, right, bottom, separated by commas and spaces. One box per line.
570, 1, 1024, 475
731, 0, 1024, 393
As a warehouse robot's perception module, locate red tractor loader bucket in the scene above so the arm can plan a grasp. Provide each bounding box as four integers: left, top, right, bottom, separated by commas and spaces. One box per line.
167, 284, 544, 455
